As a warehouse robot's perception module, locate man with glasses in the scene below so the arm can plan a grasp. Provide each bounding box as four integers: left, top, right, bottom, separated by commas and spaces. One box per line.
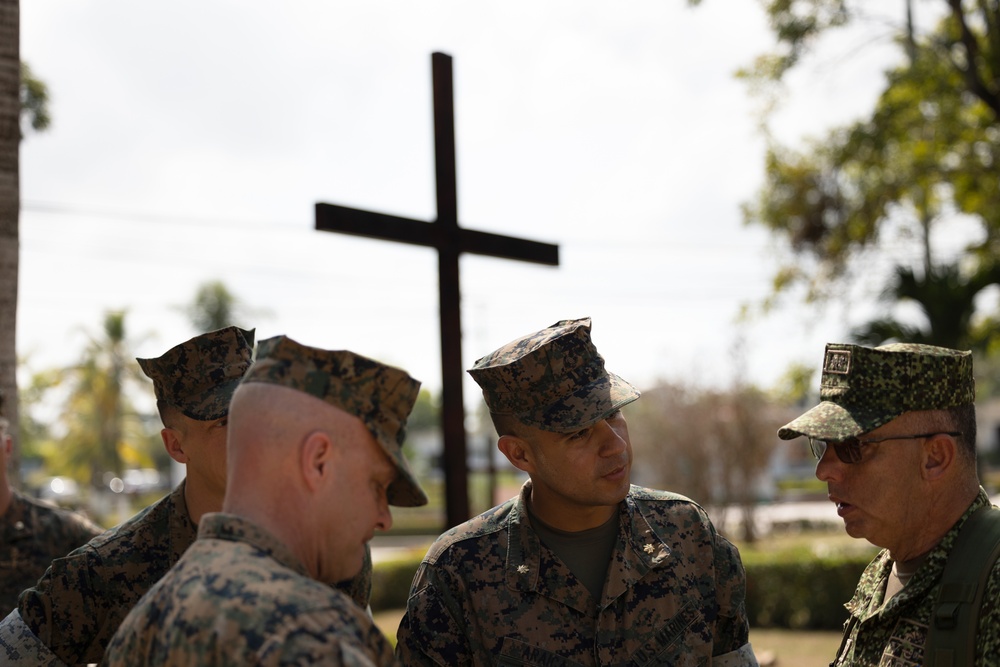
779, 342, 1000, 665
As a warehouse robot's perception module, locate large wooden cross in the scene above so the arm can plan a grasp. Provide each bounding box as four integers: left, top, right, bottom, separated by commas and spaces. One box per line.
315, 52, 559, 528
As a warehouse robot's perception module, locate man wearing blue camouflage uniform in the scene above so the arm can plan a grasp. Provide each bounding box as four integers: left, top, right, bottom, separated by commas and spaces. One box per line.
104, 334, 427, 666
0, 392, 103, 615
397, 317, 757, 666
778, 342, 1000, 665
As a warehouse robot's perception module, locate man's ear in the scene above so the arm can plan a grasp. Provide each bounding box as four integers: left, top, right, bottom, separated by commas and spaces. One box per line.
161, 428, 188, 464
498, 435, 534, 475
923, 432, 957, 481
301, 430, 334, 492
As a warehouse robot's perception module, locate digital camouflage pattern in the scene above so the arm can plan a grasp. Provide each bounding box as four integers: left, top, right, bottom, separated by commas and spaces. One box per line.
779, 342, 975, 442
0, 490, 103, 615
244, 334, 426, 507
468, 317, 640, 434
396, 481, 757, 666
137, 326, 255, 421
831, 489, 1000, 666
103, 512, 398, 667
0, 481, 374, 665
0, 482, 195, 665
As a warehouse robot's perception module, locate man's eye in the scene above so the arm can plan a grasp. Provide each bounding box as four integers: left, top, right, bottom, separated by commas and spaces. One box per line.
569, 428, 590, 441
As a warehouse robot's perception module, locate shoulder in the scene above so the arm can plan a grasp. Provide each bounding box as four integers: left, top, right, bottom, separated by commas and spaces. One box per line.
628, 484, 701, 506
626, 486, 740, 557
160, 541, 360, 617
84, 486, 181, 552
627, 485, 713, 525
15, 491, 104, 543
422, 497, 517, 564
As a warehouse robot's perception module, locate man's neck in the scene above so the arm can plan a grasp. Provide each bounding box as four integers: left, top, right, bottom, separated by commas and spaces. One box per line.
527, 487, 619, 532
183, 477, 224, 526
887, 482, 980, 561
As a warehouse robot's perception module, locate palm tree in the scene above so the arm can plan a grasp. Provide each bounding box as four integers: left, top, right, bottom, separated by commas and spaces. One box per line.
851, 262, 1000, 351
39, 312, 155, 490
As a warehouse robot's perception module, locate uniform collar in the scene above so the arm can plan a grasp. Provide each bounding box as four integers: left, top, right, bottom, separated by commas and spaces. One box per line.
503, 481, 674, 611
197, 512, 310, 579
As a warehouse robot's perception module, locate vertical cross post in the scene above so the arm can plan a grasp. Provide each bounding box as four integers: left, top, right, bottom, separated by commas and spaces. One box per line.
316, 53, 559, 528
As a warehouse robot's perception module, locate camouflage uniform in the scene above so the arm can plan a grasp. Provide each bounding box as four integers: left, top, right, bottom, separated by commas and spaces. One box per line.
830, 488, 1000, 666
398, 318, 756, 666
397, 480, 754, 666
0, 490, 103, 615
0, 486, 372, 666
0, 481, 195, 665
779, 343, 998, 666
103, 335, 426, 666
102, 512, 397, 667
0, 328, 376, 665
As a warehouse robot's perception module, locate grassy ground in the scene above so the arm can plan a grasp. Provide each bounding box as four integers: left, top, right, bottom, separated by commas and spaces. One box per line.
749, 628, 840, 666
373, 609, 842, 665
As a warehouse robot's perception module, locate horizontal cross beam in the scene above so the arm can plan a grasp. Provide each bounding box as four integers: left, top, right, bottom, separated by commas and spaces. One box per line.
315, 203, 559, 266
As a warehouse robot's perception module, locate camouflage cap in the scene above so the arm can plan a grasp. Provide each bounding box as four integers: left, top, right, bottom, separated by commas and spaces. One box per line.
468, 317, 640, 433
242, 335, 427, 507
138, 326, 255, 421
778, 342, 975, 441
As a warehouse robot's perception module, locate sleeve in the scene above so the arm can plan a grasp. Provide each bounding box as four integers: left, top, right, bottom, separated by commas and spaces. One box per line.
395, 564, 471, 667
17, 546, 108, 665
711, 533, 754, 660
0, 608, 70, 666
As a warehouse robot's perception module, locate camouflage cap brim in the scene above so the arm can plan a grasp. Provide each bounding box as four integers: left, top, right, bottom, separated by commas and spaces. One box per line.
245, 335, 428, 508
386, 452, 426, 507
779, 341, 975, 442
528, 370, 640, 433
777, 400, 900, 441
469, 317, 641, 432
137, 326, 255, 422
180, 376, 245, 422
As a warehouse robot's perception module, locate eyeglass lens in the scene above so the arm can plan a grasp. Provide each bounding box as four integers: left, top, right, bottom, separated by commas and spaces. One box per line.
808, 438, 863, 464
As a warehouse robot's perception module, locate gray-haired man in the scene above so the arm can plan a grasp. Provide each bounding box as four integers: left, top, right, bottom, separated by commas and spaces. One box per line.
778, 342, 1000, 665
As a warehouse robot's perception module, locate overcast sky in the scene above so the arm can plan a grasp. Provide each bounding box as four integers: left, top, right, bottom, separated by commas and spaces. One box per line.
18, 1, 947, 406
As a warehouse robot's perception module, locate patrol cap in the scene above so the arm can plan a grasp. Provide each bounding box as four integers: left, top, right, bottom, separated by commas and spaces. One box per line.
778, 342, 975, 441
468, 317, 639, 433
242, 335, 427, 507
138, 326, 255, 421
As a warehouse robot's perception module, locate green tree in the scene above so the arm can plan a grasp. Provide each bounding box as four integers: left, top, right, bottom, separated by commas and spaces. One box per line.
738, 1, 1000, 352
20, 62, 50, 136
182, 280, 243, 333
33, 312, 158, 490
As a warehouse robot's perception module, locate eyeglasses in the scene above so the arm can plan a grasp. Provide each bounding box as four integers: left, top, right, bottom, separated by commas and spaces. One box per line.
808, 431, 962, 464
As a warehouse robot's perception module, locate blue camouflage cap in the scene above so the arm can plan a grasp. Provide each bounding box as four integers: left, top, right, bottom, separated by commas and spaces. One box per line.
778, 342, 975, 441
138, 326, 255, 421
468, 317, 640, 433
241, 335, 427, 507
